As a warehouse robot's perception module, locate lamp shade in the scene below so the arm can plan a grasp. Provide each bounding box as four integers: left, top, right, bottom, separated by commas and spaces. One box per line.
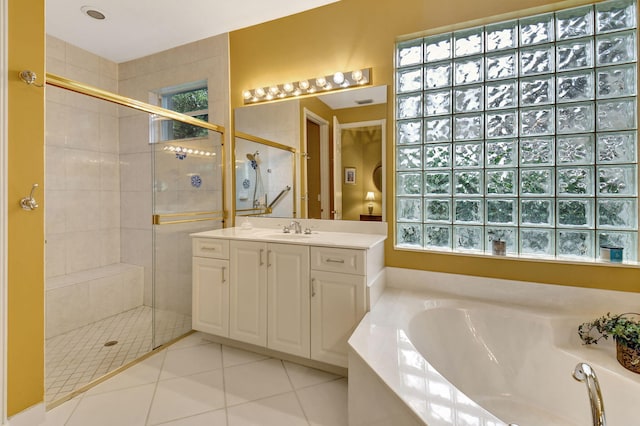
365, 191, 375, 201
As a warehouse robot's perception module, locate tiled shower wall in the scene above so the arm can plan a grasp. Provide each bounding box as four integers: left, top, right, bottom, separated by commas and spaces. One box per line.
45, 36, 121, 278
118, 34, 230, 310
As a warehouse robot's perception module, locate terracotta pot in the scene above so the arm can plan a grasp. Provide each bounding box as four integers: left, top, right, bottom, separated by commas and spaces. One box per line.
616, 340, 640, 374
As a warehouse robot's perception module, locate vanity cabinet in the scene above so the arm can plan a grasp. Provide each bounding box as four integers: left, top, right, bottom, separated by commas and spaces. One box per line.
266, 243, 310, 357
228, 240, 310, 357
310, 247, 366, 367
229, 240, 267, 347
192, 229, 385, 369
192, 239, 230, 336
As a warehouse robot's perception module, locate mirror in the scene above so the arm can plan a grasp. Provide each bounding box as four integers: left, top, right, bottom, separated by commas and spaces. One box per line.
234, 85, 387, 221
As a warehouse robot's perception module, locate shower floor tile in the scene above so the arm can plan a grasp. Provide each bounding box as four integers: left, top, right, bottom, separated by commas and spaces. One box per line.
45, 305, 191, 403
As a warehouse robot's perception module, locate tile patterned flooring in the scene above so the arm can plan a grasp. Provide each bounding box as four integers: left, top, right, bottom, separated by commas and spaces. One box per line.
46, 306, 192, 403
43, 332, 348, 426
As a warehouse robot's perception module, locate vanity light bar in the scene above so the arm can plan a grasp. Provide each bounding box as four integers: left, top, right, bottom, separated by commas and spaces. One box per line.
243, 68, 371, 104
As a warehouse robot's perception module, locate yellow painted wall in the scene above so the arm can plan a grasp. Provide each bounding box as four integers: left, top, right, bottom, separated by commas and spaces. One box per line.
230, 0, 640, 292
7, 0, 45, 415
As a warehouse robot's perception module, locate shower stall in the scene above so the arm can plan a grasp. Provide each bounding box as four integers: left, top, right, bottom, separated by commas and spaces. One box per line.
44, 73, 224, 404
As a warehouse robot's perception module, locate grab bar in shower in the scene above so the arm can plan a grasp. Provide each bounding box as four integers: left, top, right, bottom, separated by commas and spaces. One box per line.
152, 210, 225, 225
268, 185, 291, 210
573, 362, 606, 426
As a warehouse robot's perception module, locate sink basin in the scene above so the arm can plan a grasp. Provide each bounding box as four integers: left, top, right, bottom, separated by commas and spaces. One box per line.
265, 233, 313, 239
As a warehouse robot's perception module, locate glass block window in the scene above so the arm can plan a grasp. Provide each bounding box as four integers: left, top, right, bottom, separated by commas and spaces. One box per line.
395, 0, 638, 261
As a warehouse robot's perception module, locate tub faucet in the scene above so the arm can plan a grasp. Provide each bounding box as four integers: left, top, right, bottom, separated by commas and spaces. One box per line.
572, 362, 606, 426
290, 220, 302, 234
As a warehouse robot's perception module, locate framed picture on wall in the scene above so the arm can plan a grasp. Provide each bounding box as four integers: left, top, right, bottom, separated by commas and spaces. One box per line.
344, 167, 356, 184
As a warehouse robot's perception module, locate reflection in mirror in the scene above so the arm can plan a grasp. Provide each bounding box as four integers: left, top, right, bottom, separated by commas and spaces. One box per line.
234, 132, 296, 217
338, 123, 385, 221
234, 85, 387, 221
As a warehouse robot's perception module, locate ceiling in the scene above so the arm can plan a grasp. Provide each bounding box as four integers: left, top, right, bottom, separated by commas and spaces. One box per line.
317, 85, 387, 110
46, 0, 340, 63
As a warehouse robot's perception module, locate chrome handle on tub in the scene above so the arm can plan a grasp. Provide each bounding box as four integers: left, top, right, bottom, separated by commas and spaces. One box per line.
325, 258, 345, 264
260, 249, 264, 266
311, 278, 316, 297
573, 363, 606, 426
221, 267, 226, 283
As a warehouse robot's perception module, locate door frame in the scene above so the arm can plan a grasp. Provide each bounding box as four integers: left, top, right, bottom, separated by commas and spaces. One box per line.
302, 108, 329, 219
335, 119, 386, 220
0, 0, 9, 420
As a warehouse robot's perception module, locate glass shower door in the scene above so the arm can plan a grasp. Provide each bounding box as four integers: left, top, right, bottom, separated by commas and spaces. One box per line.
151, 129, 224, 348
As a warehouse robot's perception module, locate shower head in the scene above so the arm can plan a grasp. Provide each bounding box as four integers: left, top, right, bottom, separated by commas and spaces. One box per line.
246, 151, 259, 161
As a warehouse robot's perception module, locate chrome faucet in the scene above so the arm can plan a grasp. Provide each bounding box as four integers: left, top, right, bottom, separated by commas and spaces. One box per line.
290, 220, 302, 234
573, 362, 606, 426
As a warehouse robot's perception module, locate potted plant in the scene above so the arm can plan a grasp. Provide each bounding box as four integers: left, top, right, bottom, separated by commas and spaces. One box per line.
578, 313, 640, 374
487, 229, 507, 256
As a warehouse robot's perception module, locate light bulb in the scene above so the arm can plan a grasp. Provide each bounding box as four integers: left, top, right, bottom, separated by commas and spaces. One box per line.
324, 83, 333, 90
299, 80, 310, 90
243, 90, 252, 100
255, 87, 265, 98
283, 83, 294, 93
351, 69, 363, 82
316, 77, 327, 87
333, 72, 345, 85
269, 86, 279, 95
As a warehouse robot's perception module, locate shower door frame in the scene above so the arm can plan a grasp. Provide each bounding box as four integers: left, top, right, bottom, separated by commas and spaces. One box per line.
233, 130, 297, 220
44, 73, 227, 349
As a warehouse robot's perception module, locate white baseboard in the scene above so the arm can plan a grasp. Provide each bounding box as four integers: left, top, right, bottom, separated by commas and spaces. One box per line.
5, 403, 45, 426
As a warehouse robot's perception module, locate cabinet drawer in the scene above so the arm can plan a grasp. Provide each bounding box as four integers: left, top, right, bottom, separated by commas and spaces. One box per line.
310, 246, 365, 275
193, 238, 229, 259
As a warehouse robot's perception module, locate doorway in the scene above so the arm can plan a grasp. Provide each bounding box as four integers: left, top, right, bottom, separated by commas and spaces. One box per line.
303, 109, 330, 219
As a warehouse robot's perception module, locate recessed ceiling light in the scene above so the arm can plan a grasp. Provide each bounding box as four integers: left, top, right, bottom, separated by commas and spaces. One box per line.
81, 5, 106, 20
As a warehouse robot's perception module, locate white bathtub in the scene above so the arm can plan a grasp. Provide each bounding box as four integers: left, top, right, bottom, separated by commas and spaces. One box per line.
348, 268, 640, 426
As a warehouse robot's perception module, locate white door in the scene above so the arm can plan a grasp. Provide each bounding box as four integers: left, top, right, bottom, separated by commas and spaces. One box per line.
267, 243, 310, 357
332, 116, 342, 220
229, 240, 267, 346
310, 270, 366, 367
192, 257, 229, 336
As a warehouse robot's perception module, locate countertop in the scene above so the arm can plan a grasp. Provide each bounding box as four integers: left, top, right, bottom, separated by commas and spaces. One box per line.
191, 227, 386, 250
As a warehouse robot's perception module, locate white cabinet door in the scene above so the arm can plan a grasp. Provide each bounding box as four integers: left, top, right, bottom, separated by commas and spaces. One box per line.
267, 243, 310, 357
192, 257, 229, 336
229, 240, 267, 346
310, 270, 366, 367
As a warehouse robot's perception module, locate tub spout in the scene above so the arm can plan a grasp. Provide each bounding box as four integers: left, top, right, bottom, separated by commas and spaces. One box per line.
572, 362, 606, 426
